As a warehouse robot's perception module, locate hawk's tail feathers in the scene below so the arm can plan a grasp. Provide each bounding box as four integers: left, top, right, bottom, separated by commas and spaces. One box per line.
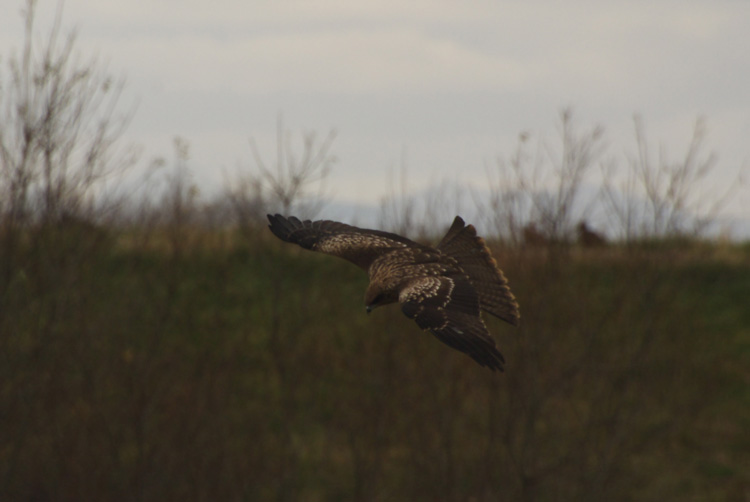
438, 217, 521, 327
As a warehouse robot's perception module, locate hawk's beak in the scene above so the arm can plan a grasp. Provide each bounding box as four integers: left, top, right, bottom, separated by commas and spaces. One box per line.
366, 305, 373, 314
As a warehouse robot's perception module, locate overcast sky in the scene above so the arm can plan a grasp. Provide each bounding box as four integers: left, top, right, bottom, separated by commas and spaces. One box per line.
3, 0, 749, 232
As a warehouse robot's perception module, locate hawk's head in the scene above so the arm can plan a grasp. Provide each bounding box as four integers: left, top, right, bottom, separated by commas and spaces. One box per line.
364, 282, 398, 314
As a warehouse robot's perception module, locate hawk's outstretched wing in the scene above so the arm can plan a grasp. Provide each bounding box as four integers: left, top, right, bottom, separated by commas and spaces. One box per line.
267, 214, 427, 269
400, 274, 506, 371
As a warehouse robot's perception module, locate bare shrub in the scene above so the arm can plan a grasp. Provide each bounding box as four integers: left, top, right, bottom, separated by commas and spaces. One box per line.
160, 137, 199, 255
0, 0, 135, 309
483, 109, 606, 248
602, 115, 743, 242
378, 153, 418, 236
0, 0, 135, 224
379, 155, 467, 240
0, 0, 135, 293
224, 170, 265, 237
225, 116, 336, 240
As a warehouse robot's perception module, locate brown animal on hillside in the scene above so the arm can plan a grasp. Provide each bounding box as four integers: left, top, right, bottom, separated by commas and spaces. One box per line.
577, 221, 607, 247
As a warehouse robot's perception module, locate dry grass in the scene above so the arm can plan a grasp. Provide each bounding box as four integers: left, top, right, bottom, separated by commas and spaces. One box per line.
1, 227, 747, 501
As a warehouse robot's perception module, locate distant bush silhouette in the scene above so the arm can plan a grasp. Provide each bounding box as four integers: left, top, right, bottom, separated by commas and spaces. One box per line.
577, 220, 607, 247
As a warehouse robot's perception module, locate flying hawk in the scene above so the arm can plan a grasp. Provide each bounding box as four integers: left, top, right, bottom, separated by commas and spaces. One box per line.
267, 214, 520, 371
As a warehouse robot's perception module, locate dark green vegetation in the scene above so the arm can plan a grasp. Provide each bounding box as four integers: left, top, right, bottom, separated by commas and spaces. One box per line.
1, 226, 748, 501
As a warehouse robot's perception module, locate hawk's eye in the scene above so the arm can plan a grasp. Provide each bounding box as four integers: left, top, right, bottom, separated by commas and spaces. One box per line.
372, 293, 384, 305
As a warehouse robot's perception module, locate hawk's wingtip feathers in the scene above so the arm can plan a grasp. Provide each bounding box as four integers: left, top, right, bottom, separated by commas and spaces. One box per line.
267, 214, 299, 243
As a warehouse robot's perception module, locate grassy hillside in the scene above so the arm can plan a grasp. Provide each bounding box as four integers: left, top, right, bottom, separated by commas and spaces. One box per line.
1, 227, 748, 501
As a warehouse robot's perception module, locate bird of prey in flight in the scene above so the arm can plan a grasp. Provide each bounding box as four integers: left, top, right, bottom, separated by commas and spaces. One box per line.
267, 215, 519, 371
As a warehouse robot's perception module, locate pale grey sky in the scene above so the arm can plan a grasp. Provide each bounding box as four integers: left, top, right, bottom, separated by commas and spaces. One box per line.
3, 0, 749, 231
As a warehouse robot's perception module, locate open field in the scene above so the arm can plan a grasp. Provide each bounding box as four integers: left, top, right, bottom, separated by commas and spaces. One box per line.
1, 227, 748, 501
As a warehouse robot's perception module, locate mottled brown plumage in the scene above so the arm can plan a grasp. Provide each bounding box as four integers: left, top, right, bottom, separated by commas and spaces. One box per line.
267, 214, 520, 371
